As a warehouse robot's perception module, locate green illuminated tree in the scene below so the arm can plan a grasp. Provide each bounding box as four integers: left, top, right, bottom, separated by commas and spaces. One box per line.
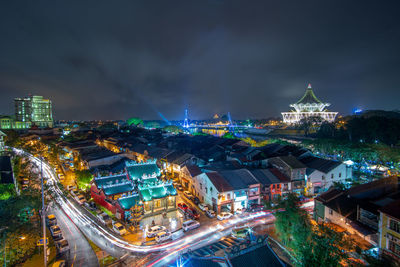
75, 170, 93, 190
163, 125, 183, 134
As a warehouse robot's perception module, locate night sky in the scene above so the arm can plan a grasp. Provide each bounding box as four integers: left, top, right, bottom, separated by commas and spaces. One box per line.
0, 1, 399, 121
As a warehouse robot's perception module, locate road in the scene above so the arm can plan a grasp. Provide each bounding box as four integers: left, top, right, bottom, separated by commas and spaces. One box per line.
14, 148, 274, 266
51, 206, 98, 267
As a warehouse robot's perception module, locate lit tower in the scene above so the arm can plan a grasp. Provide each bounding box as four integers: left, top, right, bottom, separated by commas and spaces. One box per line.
281, 83, 338, 124
183, 109, 189, 128
227, 112, 235, 132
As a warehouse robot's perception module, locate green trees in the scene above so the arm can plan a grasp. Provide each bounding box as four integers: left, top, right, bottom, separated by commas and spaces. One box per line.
75, 170, 93, 190
274, 194, 351, 266
0, 191, 41, 266
162, 125, 183, 134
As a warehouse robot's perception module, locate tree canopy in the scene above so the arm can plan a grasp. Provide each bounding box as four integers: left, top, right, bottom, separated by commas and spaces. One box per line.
274, 193, 352, 266
75, 170, 93, 190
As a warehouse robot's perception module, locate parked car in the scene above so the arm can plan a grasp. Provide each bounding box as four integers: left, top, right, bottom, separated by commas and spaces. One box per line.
74, 194, 86, 205
46, 214, 57, 226
193, 197, 200, 205
217, 212, 233, 220
183, 191, 194, 200
155, 231, 172, 243
147, 225, 167, 238
50, 225, 62, 237
187, 207, 200, 220
206, 209, 216, 218
113, 223, 127, 235
97, 213, 112, 225
66, 185, 76, 191
55, 239, 69, 254
51, 260, 66, 267
176, 185, 184, 191
22, 178, 29, 185
177, 202, 189, 211
182, 220, 200, 232
70, 189, 79, 197
232, 227, 250, 239
248, 204, 265, 212
235, 208, 245, 214
198, 203, 208, 211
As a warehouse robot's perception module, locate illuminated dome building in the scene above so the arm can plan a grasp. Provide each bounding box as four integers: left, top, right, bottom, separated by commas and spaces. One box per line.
281, 84, 338, 124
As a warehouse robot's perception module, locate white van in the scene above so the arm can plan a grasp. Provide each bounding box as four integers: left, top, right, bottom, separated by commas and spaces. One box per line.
155, 231, 172, 243
182, 220, 200, 232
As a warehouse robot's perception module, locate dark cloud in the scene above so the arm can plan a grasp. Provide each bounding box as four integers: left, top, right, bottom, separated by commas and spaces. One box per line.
0, 0, 399, 120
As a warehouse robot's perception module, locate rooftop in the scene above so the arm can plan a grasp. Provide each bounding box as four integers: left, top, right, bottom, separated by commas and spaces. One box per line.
300, 156, 342, 174
220, 169, 259, 190
295, 84, 323, 105
205, 172, 233, 192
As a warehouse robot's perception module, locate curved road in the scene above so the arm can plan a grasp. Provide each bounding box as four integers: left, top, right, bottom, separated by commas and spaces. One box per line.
16, 148, 274, 266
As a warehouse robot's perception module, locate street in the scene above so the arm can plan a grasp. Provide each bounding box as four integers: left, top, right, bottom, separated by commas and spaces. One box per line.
51, 206, 98, 267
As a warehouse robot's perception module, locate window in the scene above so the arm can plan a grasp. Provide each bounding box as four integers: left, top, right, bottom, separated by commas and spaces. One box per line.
331, 174, 334, 179
339, 172, 342, 178
200, 183, 202, 190
227, 193, 231, 200
388, 240, 400, 255
205, 187, 208, 194
390, 219, 400, 233
329, 209, 333, 215
322, 175, 325, 180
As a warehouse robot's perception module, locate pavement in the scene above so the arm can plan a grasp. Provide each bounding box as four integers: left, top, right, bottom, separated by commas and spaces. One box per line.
51, 205, 99, 267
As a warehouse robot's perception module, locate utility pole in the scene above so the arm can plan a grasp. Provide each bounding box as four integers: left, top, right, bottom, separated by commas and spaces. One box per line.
40, 158, 47, 267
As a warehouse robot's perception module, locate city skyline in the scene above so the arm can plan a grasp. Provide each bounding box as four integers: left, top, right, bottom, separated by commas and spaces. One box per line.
0, 1, 399, 121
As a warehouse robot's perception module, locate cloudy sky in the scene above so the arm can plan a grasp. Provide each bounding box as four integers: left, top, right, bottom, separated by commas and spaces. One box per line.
0, 1, 399, 120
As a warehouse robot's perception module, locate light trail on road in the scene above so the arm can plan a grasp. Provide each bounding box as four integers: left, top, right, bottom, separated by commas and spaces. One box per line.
13, 148, 275, 265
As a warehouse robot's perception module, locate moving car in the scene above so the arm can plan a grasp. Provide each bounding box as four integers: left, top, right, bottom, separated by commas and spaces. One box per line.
217, 212, 233, 220
177, 202, 188, 211
74, 194, 86, 205
182, 220, 200, 232
155, 231, 172, 243
113, 222, 127, 235
147, 225, 167, 238
198, 203, 208, 211
50, 225, 62, 237
97, 213, 112, 225
55, 239, 69, 254
183, 191, 194, 200
206, 209, 216, 218
47, 214, 57, 226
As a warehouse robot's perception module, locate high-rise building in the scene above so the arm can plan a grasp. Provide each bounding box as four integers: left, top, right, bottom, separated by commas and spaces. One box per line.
14, 95, 53, 128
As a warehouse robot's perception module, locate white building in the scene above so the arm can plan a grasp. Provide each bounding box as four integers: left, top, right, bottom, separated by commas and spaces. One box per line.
300, 156, 352, 195
281, 84, 338, 124
0, 131, 5, 152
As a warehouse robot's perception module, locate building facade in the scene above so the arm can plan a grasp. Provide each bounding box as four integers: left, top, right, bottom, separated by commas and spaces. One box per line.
14, 95, 53, 128
0, 131, 5, 152
281, 84, 338, 124
379, 200, 400, 261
